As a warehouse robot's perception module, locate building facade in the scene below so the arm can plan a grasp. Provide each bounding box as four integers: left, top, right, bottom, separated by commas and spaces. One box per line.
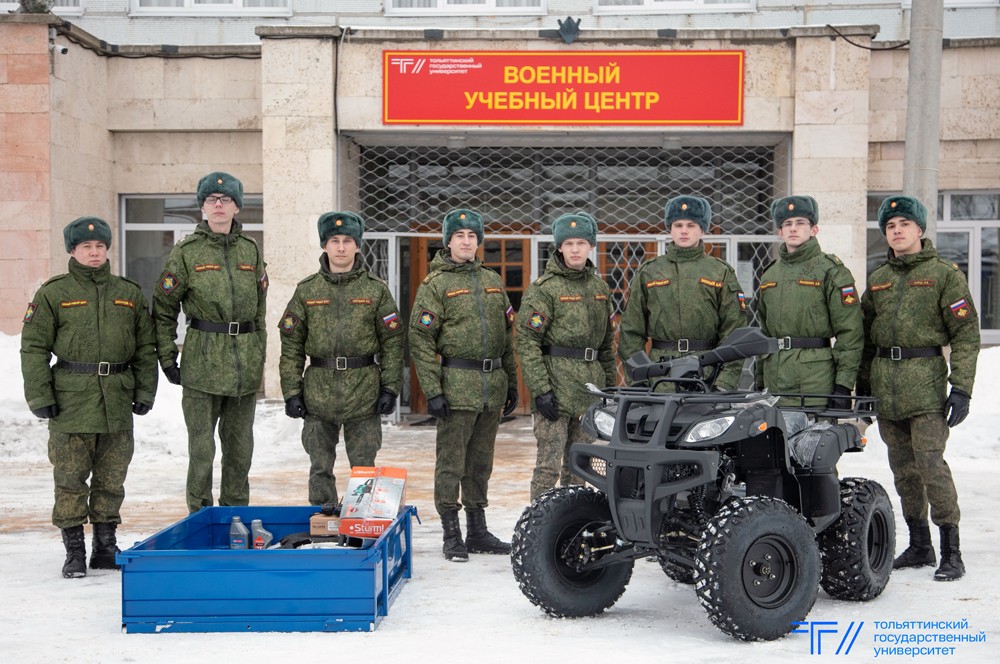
2, 1, 998, 413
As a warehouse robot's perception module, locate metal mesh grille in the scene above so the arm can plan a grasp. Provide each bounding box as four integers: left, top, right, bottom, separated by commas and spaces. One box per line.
354, 144, 777, 238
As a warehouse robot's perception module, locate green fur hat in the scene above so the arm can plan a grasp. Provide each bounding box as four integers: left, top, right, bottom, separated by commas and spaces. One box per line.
552, 211, 598, 248
771, 195, 818, 227
196, 171, 244, 209
878, 195, 927, 234
443, 208, 484, 246
664, 195, 711, 232
63, 216, 112, 252
318, 211, 364, 247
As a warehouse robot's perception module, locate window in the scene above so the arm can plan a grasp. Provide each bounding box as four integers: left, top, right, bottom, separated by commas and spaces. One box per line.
867, 191, 1000, 342
386, 0, 544, 17
131, 0, 290, 16
595, 0, 753, 14
121, 195, 264, 309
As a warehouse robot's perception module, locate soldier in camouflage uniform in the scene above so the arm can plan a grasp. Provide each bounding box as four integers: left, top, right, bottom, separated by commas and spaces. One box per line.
858, 195, 980, 582
755, 195, 863, 407
21, 217, 158, 578
278, 211, 404, 505
152, 172, 268, 513
516, 212, 616, 500
618, 195, 746, 390
409, 208, 518, 562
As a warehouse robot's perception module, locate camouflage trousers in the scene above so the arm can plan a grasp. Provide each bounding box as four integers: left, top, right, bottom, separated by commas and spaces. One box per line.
182, 387, 256, 513
434, 408, 500, 516
301, 413, 382, 505
530, 414, 591, 500
48, 430, 134, 529
879, 413, 960, 526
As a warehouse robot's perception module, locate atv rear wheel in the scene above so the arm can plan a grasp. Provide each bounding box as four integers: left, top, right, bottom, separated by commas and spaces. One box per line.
818, 478, 895, 601
511, 486, 634, 618
694, 495, 820, 641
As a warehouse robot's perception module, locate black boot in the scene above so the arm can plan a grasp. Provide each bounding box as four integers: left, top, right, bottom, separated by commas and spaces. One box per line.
893, 518, 936, 570
441, 510, 468, 562
934, 525, 965, 581
90, 522, 121, 570
60, 526, 86, 579
464, 508, 511, 555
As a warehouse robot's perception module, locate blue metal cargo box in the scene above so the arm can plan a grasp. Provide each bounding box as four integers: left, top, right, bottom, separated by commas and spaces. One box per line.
118, 505, 416, 633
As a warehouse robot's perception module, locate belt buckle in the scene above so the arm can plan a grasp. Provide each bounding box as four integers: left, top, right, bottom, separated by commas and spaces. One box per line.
335, 357, 348, 371
584, 348, 597, 362
228, 321, 240, 336
677, 339, 689, 353
779, 336, 792, 351
890, 346, 902, 361
482, 359, 494, 372
98, 362, 111, 376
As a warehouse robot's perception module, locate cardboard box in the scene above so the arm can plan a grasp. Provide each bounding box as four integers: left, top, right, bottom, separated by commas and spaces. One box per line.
118, 505, 416, 633
339, 466, 407, 539
309, 512, 341, 537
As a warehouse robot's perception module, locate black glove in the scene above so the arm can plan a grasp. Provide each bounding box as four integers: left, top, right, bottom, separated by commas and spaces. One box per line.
945, 388, 971, 428
31, 404, 59, 419
285, 395, 307, 419
534, 391, 559, 422
502, 388, 519, 417
376, 389, 397, 416
427, 395, 451, 419
162, 363, 181, 385
132, 402, 151, 416
828, 384, 853, 411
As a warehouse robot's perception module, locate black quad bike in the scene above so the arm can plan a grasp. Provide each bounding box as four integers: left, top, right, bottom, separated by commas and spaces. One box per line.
511, 327, 895, 641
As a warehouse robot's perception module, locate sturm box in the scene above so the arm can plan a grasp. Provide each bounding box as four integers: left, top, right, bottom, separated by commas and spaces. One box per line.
118, 505, 416, 633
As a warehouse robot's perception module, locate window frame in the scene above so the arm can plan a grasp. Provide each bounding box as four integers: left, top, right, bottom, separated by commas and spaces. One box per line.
593, 0, 755, 16
384, 0, 546, 18
129, 0, 292, 18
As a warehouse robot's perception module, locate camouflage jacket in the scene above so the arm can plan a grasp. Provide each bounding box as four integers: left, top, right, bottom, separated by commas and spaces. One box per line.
617, 242, 746, 389
409, 249, 517, 412
278, 255, 405, 422
21, 259, 158, 433
859, 239, 979, 420
152, 220, 267, 397
756, 238, 863, 397
516, 255, 616, 417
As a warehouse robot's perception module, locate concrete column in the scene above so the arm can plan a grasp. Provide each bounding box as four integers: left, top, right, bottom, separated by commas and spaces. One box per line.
789, 34, 873, 283
260, 36, 337, 398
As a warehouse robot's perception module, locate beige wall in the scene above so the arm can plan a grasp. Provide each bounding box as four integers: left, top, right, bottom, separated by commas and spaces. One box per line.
3, 17, 1000, 392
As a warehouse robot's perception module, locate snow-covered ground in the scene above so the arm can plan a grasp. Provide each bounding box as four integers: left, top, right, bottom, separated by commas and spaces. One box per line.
1, 332, 997, 663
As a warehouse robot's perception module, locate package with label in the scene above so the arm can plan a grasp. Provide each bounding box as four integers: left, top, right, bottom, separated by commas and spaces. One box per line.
339, 467, 407, 539
309, 512, 341, 537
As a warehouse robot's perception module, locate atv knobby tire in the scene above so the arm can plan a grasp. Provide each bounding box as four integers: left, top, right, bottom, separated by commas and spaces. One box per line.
511, 486, 634, 618
818, 477, 895, 601
695, 495, 820, 641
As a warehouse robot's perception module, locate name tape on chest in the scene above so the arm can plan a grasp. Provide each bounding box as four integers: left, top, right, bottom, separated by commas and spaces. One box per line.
645, 278, 670, 289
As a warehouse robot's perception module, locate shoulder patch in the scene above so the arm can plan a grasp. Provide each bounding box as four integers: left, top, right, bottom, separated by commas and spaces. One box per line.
279, 312, 300, 334
159, 272, 179, 295
23, 302, 38, 324
382, 311, 401, 331
840, 285, 858, 306
949, 299, 972, 319
738, 291, 747, 311
526, 310, 546, 331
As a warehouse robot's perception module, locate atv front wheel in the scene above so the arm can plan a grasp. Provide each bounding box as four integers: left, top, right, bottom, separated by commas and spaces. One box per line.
694, 495, 820, 641
511, 486, 634, 618
818, 478, 895, 601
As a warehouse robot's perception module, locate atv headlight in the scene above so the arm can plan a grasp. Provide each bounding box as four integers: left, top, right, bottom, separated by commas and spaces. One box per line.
593, 408, 616, 438
685, 416, 735, 443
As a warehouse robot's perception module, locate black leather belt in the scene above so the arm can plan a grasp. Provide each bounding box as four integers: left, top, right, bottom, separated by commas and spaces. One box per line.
310, 355, 377, 370
190, 318, 256, 335
55, 360, 129, 376
777, 337, 831, 350
877, 346, 943, 360
441, 356, 503, 372
651, 338, 712, 352
542, 345, 599, 361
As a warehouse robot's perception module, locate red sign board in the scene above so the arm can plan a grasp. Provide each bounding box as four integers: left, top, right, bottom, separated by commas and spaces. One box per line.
383, 50, 744, 126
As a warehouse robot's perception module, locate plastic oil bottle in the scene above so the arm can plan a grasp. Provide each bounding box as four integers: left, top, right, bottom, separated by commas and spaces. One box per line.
251, 519, 273, 550
229, 515, 249, 549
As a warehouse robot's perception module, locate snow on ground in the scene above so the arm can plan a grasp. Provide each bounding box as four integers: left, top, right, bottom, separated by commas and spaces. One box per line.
1, 332, 998, 663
